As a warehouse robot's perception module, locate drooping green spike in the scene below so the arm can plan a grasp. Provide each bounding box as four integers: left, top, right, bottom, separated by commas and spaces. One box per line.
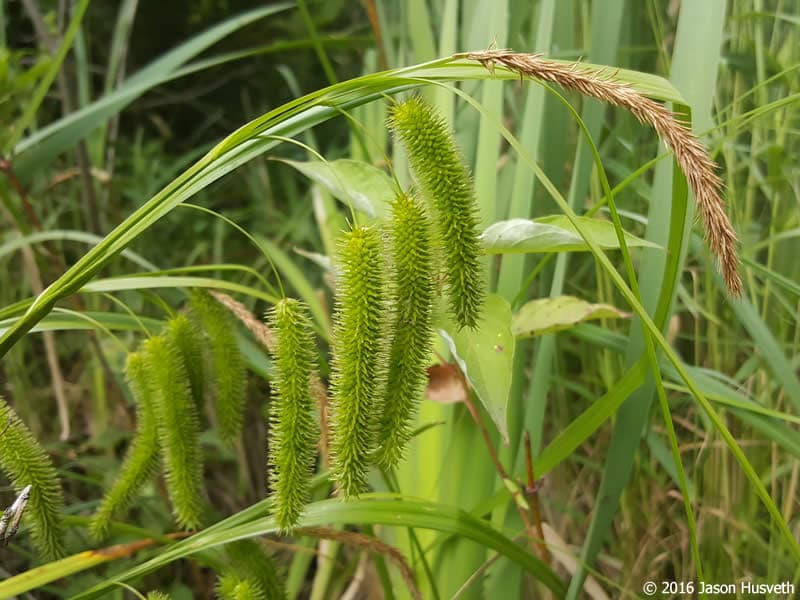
374, 193, 434, 468
90, 351, 162, 540
189, 291, 246, 445
390, 96, 485, 329
0, 398, 65, 558
166, 314, 207, 409
329, 225, 388, 496
144, 335, 205, 530
217, 573, 269, 600
225, 540, 287, 600
266, 299, 318, 531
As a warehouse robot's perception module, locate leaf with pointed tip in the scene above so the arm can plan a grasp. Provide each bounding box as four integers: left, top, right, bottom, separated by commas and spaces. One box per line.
512, 296, 630, 339
480, 215, 659, 254
278, 158, 394, 218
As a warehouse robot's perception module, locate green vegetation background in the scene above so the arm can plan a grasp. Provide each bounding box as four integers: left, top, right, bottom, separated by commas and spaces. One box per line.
1, 0, 798, 598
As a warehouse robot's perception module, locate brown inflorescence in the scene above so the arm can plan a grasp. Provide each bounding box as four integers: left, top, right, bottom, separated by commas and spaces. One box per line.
460, 50, 742, 296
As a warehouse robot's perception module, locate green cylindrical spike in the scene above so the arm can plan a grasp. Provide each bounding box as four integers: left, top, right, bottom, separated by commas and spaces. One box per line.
266, 299, 318, 531
329, 225, 388, 496
390, 96, 485, 329
375, 193, 434, 468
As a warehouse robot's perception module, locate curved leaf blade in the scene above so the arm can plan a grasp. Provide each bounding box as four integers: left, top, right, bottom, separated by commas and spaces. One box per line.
481, 216, 659, 254
68, 495, 565, 599
278, 158, 395, 218
512, 296, 630, 338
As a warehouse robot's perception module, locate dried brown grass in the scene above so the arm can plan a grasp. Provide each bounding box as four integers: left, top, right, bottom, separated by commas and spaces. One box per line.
459, 50, 742, 296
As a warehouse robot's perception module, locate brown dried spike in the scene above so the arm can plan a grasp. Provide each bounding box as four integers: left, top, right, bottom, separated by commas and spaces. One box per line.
460, 50, 742, 296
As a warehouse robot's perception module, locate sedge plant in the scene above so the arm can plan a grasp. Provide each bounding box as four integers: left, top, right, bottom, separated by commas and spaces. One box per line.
2, 3, 796, 599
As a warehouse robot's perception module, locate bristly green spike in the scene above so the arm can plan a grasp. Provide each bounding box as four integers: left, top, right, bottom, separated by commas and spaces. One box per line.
389, 95, 485, 329
0, 397, 65, 559
374, 193, 434, 468
144, 335, 205, 530
224, 540, 286, 600
266, 299, 318, 532
330, 225, 388, 496
217, 573, 269, 600
146, 592, 172, 600
189, 291, 246, 445
166, 314, 206, 410
90, 352, 162, 540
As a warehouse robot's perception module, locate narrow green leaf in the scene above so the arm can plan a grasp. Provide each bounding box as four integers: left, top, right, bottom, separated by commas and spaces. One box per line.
12, 4, 292, 180
0, 549, 114, 598
71, 495, 565, 599
0, 312, 162, 336
80, 276, 279, 304
535, 359, 649, 476
0, 56, 686, 358
568, 2, 729, 594
9, 0, 90, 150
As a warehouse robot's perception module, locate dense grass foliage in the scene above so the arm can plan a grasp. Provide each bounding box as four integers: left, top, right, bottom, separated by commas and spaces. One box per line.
0, 1, 798, 598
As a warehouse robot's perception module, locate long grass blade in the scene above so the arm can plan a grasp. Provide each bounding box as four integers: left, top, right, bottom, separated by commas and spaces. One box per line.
69, 495, 565, 600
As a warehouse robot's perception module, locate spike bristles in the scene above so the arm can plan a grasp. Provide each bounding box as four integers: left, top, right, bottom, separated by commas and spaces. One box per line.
0, 397, 65, 558
389, 96, 485, 329
374, 193, 435, 468
90, 352, 162, 540
166, 314, 206, 410
189, 291, 247, 445
217, 574, 269, 600
224, 540, 286, 599
459, 50, 743, 296
266, 299, 318, 531
329, 225, 388, 496
143, 335, 205, 530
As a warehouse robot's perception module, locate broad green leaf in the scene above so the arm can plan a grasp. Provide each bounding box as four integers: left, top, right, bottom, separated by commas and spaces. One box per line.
278, 158, 395, 218
439, 294, 515, 443
512, 295, 629, 338
481, 216, 659, 254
